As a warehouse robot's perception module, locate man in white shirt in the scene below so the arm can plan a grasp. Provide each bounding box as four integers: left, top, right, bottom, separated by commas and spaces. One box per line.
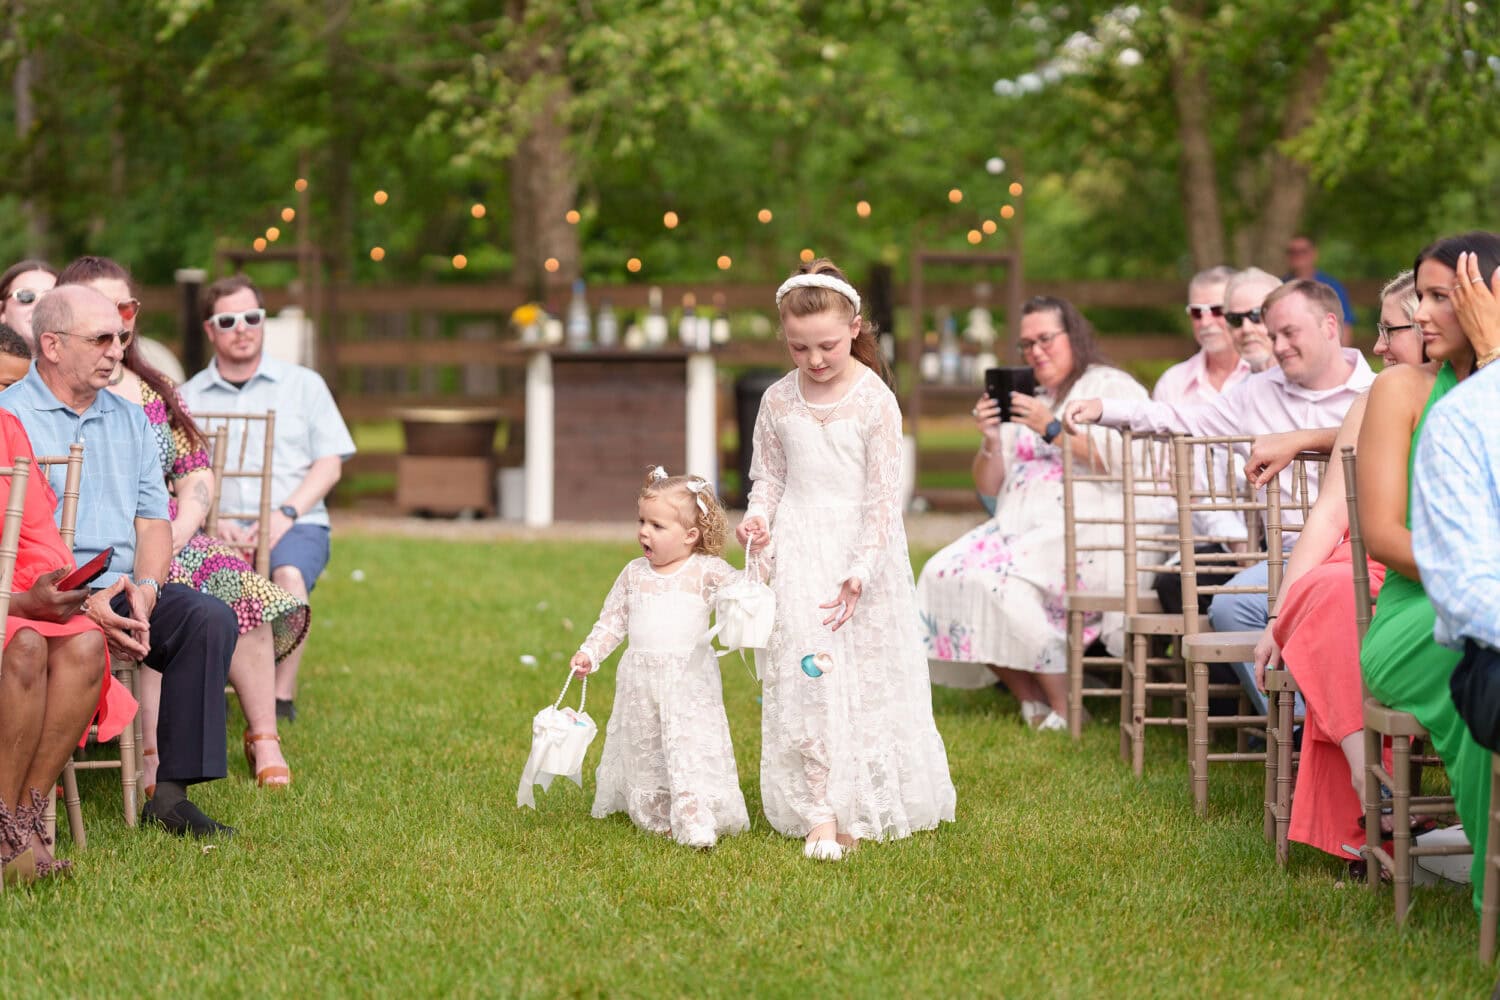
1153, 266, 1252, 405
1065, 280, 1376, 711
181, 276, 356, 722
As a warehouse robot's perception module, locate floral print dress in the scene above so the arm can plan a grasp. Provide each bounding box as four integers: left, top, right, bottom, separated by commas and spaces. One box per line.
142, 382, 310, 662
917, 365, 1153, 687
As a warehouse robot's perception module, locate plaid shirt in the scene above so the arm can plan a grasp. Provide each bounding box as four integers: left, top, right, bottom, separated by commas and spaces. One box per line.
1412, 363, 1500, 650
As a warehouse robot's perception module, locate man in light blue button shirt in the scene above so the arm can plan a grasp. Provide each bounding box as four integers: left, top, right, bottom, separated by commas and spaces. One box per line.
181, 275, 356, 723
2, 285, 238, 838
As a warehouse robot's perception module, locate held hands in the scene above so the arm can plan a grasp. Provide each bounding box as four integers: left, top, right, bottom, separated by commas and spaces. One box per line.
1451, 250, 1500, 357
570, 652, 593, 678
84, 578, 152, 661
736, 515, 770, 554
819, 576, 862, 632
1252, 627, 1282, 692
1062, 399, 1104, 436
1007, 391, 1055, 439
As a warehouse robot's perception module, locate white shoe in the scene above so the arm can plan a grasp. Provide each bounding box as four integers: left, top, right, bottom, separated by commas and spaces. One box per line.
1020, 700, 1050, 728
1037, 711, 1068, 732
803, 837, 845, 861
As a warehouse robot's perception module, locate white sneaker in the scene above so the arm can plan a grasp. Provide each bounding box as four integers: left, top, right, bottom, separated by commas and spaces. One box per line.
1037, 711, 1068, 732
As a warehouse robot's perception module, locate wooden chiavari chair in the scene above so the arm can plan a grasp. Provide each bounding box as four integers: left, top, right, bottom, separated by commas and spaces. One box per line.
193, 411, 276, 575
1344, 445, 1464, 923
0, 454, 30, 890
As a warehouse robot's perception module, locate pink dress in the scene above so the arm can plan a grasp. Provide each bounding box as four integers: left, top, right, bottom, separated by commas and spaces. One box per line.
1276, 538, 1386, 859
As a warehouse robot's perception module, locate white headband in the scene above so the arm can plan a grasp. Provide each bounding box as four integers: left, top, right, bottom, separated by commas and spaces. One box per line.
775, 274, 861, 315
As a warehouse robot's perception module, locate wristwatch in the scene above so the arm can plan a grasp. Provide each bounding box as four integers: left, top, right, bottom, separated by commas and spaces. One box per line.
135, 577, 160, 595
1043, 418, 1063, 443
279, 504, 299, 521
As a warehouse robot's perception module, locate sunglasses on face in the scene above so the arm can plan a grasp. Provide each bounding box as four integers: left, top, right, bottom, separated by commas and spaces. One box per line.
208, 308, 266, 331
52, 328, 134, 350
1225, 307, 1266, 329
117, 298, 141, 322
1185, 303, 1224, 320
8, 288, 40, 305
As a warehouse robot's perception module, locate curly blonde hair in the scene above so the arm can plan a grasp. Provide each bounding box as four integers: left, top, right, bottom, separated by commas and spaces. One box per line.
639, 468, 728, 556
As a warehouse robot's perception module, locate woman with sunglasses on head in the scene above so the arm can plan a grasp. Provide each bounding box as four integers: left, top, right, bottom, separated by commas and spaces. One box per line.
0, 260, 57, 348
917, 296, 1159, 731
1245, 270, 1428, 876
57, 257, 306, 792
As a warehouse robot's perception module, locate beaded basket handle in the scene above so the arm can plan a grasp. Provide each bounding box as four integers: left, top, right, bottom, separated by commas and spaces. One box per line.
553, 671, 588, 713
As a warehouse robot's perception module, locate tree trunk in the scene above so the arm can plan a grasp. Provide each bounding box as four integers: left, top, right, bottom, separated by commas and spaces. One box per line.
1168, 8, 1226, 270
11, 7, 48, 258
1246, 42, 1333, 270
506, 0, 580, 298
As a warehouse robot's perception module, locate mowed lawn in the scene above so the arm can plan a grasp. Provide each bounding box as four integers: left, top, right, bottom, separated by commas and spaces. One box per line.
1, 535, 1493, 997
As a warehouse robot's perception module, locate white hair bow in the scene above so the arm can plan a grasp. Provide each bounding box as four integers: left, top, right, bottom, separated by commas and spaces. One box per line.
684, 477, 710, 515
649, 465, 668, 482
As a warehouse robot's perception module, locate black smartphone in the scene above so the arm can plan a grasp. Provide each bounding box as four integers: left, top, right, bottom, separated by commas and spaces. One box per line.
985, 367, 1039, 422
57, 547, 114, 592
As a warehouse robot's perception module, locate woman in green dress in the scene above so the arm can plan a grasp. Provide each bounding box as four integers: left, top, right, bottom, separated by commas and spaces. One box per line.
1359, 231, 1500, 910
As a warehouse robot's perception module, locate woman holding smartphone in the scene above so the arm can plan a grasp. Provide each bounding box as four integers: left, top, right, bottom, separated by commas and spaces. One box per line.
916, 296, 1152, 731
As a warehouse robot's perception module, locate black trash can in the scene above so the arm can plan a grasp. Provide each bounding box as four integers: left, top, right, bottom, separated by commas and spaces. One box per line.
735, 369, 783, 505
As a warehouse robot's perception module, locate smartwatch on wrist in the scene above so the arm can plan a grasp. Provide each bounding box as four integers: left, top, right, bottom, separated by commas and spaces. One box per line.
1043, 418, 1063, 444
278, 504, 299, 521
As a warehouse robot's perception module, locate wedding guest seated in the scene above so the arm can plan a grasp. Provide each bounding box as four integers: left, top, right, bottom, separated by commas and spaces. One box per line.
1360, 231, 1499, 914
918, 296, 1156, 732
0, 408, 125, 882
0, 260, 55, 350
1248, 270, 1423, 870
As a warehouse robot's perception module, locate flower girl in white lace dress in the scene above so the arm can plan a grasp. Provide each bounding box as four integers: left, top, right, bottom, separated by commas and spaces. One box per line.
737, 259, 956, 862
572, 470, 752, 849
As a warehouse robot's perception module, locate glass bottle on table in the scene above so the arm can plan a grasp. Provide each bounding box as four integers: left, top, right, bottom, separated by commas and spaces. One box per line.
644, 286, 669, 347
595, 298, 619, 348
566, 279, 592, 349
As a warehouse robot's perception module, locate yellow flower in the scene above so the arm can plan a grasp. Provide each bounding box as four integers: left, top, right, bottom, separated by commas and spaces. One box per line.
512, 303, 542, 328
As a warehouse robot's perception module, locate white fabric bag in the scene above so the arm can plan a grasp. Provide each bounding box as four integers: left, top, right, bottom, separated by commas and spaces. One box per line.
705, 547, 776, 662
516, 673, 598, 809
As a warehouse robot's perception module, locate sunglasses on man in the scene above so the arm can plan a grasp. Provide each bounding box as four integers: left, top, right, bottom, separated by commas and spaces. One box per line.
1184, 303, 1224, 321
208, 308, 266, 331
8, 288, 41, 305
50, 328, 134, 350
1225, 307, 1266, 329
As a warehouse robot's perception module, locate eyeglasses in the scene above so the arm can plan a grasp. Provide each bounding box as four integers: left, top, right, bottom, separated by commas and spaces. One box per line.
8, 288, 40, 305
50, 328, 133, 350
1018, 330, 1066, 354
117, 298, 141, 322
1225, 307, 1266, 329
1185, 303, 1225, 321
208, 308, 266, 331
1375, 321, 1415, 344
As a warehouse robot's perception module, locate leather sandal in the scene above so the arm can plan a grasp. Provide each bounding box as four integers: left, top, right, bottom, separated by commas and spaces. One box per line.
0, 798, 36, 888
16, 788, 69, 880
243, 732, 292, 788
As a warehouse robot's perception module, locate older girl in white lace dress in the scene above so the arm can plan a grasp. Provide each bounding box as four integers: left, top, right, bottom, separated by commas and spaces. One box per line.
571, 470, 752, 849
738, 259, 956, 862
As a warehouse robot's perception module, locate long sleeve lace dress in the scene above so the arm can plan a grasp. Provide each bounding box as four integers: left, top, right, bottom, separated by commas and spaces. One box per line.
577, 554, 751, 848
746, 367, 956, 841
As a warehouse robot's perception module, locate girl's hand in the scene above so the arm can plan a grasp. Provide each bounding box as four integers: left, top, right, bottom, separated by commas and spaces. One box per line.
1009, 391, 1055, 438
819, 577, 862, 632
737, 515, 769, 553
1451, 249, 1500, 357
1252, 628, 1282, 692
972, 393, 1002, 450
570, 652, 593, 678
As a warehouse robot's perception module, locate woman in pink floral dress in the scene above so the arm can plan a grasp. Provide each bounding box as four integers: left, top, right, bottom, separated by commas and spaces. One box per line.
916, 297, 1152, 731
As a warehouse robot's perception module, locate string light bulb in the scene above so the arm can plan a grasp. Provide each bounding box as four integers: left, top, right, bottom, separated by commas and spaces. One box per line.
565, 209, 581, 225
982, 220, 998, 235
856, 200, 872, 218
253, 237, 267, 252
948, 188, 964, 204
966, 229, 982, 245
294, 178, 308, 192
1000, 205, 1016, 219
1009, 182, 1024, 197
266, 227, 281, 242
544, 257, 560, 273
717, 255, 732, 270
369, 246, 385, 261
373, 190, 389, 205
799, 248, 815, 263
663, 211, 679, 229
452, 254, 468, 269
626, 257, 642, 273
471, 203, 486, 219
281, 207, 295, 222
757, 208, 773, 223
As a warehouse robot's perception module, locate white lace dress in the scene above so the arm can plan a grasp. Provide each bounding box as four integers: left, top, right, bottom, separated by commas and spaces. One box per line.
577, 555, 751, 848
746, 367, 956, 841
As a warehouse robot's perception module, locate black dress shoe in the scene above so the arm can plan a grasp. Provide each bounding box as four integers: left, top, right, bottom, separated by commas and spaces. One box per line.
142, 797, 236, 839
275, 698, 297, 723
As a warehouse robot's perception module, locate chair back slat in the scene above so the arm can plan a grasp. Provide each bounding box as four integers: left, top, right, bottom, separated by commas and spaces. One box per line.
0, 457, 30, 676
204, 427, 230, 539
1341, 445, 1375, 643
34, 445, 85, 548
191, 411, 277, 575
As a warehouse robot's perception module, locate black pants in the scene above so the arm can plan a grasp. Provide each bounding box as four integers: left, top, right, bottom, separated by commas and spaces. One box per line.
110, 583, 237, 785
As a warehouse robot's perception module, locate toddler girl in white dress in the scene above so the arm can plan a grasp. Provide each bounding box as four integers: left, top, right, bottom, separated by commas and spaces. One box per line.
572, 468, 753, 849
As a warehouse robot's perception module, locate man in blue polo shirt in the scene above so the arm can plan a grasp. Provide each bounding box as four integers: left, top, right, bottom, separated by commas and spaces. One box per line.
2, 285, 238, 837
182, 275, 356, 723
1284, 234, 1356, 338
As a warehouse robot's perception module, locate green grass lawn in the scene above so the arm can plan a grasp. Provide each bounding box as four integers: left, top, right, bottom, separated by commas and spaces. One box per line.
3, 536, 1492, 997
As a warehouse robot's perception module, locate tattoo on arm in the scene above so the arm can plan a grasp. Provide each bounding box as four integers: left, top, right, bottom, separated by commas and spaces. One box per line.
191, 479, 211, 510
